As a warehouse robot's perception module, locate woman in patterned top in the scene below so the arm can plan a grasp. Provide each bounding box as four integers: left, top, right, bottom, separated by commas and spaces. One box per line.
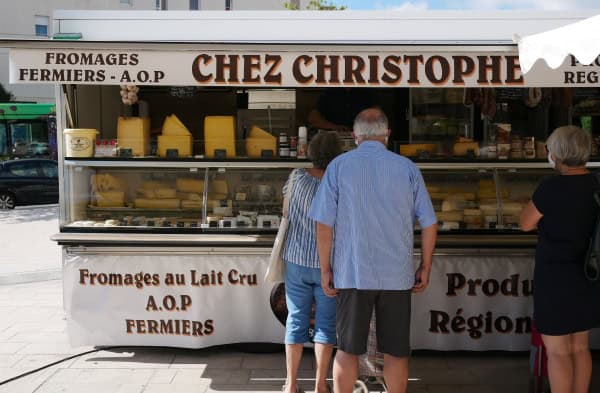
282, 131, 342, 393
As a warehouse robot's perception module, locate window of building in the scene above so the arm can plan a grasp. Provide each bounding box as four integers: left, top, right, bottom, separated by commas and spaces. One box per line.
156, 0, 167, 9
34, 15, 48, 37
120, 0, 132, 5
190, 0, 199, 10
225, 0, 232, 10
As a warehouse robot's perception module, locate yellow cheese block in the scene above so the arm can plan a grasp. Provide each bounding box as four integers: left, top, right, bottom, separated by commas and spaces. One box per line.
249, 125, 275, 139
96, 191, 125, 207
453, 142, 480, 157
134, 198, 181, 209
399, 144, 437, 157
210, 180, 228, 195
437, 210, 464, 222
117, 117, 150, 157
162, 114, 191, 136
464, 209, 483, 216
204, 116, 236, 158
176, 178, 204, 193
182, 200, 202, 209
177, 192, 202, 201
157, 135, 193, 158
246, 137, 277, 158
92, 173, 126, 193
208, 193, 228, 201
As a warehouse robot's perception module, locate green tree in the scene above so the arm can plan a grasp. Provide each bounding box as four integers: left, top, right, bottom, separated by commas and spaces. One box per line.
284, 0, 347, 10
0, 83, 13, 102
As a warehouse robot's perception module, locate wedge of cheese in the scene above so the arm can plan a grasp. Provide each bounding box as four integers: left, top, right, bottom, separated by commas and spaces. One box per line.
157, 135, 193, 158
134, 198, 180, 209
117, 117, 151, 157
96, 191, 125, 207
452, 142, 480, 157
176, 178, 204, 193
162, 114, 191, 136
204, 116, 236, 158
246, 126, 277, 158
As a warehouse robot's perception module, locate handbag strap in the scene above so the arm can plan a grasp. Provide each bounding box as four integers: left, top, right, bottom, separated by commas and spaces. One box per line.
283, 169, 298, 218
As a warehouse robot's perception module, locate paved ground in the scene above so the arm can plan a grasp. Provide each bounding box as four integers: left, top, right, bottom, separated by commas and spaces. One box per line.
0, 205, 61, 285
0, 205, 598, 393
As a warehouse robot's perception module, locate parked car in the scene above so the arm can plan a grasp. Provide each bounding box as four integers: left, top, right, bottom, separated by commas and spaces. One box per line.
26, 142, 50, 157
0, 158, 58, 209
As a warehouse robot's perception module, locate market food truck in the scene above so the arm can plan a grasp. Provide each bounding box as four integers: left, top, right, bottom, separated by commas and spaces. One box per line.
4, 9, 600, 350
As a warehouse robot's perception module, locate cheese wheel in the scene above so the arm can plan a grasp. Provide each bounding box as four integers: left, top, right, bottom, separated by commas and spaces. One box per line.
96, 191, 125, 207
176, 178, 205, 193
93, 173, 126, 193
181, 200, 202, 209
210, 180, 228, 195
134, 198, 180, 209
177, 192, 202, 201
464, 209, 482, 216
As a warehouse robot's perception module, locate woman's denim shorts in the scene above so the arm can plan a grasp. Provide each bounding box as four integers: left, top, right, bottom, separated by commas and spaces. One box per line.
284, 261, 336, 345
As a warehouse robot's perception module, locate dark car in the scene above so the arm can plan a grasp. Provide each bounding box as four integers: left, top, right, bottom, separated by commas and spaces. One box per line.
0, 158, 59, 209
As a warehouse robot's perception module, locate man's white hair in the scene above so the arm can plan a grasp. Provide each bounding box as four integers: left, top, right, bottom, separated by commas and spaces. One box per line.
353, 109, 388, 137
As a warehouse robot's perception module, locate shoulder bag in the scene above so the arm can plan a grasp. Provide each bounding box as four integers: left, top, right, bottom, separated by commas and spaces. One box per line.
264, 169, 297, 283
584, 173, 600, 282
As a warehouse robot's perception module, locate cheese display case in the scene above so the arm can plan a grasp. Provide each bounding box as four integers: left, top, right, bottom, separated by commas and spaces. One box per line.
61, 159, 307, 234
60, 158, 563, 248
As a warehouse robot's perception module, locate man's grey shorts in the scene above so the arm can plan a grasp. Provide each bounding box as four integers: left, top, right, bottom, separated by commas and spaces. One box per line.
336, 289, 411, 358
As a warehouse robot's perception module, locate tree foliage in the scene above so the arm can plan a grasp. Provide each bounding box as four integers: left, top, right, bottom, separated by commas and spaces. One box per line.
0, 83, 13, 102
284, 0, 347, 10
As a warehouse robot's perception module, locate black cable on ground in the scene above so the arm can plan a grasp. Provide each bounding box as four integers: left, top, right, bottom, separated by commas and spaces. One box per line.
0, 345, 127, 386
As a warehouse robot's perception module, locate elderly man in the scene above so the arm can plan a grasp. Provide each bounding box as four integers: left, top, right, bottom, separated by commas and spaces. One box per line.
309, 108, 438, 393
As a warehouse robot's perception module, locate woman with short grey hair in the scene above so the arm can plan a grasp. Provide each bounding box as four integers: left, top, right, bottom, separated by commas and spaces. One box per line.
521, 125, 600, 393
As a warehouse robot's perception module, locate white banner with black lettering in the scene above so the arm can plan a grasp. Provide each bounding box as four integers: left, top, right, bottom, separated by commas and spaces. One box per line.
63, 250, 600, 350
10, 47, 600, 87
63, 252, 287, 348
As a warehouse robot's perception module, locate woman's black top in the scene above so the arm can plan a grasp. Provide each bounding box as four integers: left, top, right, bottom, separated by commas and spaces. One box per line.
532, 172, 600, 335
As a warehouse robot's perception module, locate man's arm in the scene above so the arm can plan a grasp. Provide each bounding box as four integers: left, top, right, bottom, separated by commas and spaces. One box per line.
413, 223, 437, 293
317, 222, 337, 297
308, 109, 350, 132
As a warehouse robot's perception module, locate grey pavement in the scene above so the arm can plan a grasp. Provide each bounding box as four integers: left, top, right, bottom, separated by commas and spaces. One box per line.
0, 206, 599, 392
0, 205, 61, 285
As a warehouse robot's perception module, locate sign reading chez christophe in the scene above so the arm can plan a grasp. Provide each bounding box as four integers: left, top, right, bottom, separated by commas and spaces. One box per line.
64, 252, 543, 350
10, 48, 600, 87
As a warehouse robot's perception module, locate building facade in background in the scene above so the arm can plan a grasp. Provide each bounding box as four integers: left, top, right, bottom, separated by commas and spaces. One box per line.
0, 0, 306, 102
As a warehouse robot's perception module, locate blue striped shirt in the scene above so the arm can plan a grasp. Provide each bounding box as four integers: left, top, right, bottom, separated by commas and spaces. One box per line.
281, 169, 321, 268
308, 141, 437, 290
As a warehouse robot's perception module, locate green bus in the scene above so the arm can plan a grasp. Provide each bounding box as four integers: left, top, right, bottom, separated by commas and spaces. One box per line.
0, 103, 56, 159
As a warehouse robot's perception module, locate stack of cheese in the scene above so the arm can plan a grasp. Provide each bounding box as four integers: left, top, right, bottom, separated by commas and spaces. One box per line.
437, 194, 466, 224
158, 114, 193, 158
91, 173, 127, 207
245, 125, 276, 158
135, 180, 180, 209
204, 116, 236, 158
117, 117, 151, 157
176, 178, 204, 210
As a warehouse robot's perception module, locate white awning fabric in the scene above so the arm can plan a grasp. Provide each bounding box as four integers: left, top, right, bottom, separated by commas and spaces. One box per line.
515, 14, 600, 74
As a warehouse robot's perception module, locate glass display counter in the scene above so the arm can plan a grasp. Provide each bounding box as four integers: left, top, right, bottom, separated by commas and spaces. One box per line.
57, 158, 583, 248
